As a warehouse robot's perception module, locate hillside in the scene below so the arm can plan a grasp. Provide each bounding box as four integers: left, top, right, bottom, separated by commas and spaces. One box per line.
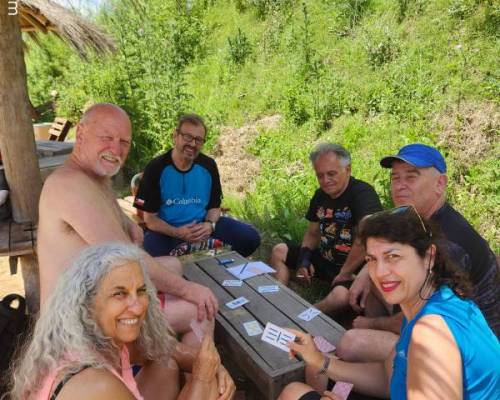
24, 0, 499, 250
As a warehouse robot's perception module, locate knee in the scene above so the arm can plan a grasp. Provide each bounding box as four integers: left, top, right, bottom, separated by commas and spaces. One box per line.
278, 382, 314, 400
271, 243, 288, 263
336, 329, 363, 361
327, 286, 349, 303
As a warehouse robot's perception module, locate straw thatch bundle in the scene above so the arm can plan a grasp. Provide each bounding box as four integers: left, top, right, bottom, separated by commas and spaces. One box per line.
18, 0, 115, 58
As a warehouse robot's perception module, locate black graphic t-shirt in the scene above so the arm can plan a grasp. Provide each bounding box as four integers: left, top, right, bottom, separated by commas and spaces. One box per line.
306, 177, 382, 268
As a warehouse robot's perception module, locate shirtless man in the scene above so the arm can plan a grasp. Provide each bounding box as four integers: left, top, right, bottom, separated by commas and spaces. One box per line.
37, 103, 219, 347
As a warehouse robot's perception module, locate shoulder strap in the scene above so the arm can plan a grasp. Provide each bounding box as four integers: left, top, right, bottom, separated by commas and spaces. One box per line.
50, 365, 91, 400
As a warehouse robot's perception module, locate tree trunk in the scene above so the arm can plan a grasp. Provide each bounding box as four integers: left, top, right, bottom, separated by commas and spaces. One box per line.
0, 1, 42, 313
0, 0, 42, 223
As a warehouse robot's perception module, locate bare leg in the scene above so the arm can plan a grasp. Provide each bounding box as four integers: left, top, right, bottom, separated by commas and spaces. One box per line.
270, 243, 291, 285
336, 329, 398, 362
278, 382, 317, 400
163, 294, 215, 348
156, 255, 183, 276
364, 285, 392, 317
315, 286, 350, 317
136, 357, 181, 400
155, 257, 215, 348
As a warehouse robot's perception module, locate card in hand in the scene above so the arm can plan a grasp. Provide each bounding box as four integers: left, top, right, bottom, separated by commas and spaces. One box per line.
226, 296, 249, 309
243, 320, 263, 336
297, 307, 321, 321
261, 322, 295, 352
189, 319, 205, 343
331, 381, 354, 400
313, 336, 336, 353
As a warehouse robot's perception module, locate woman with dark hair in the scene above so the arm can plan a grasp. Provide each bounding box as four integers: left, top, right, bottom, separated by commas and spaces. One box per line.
9, 243, 234, 400
279, 206, 500, 400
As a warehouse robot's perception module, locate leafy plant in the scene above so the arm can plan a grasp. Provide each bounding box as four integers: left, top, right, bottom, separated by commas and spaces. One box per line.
227, 28, 252, 65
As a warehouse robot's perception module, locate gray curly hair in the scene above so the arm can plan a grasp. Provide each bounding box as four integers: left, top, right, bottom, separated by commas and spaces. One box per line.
9, 243, 176, 399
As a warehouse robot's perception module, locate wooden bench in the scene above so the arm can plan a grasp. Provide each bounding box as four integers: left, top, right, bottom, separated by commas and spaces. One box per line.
183, 251, 345, 399
48, 118, 72, 142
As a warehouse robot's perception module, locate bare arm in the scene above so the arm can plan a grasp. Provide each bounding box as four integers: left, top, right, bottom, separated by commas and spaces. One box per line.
58, 368, 135, 400
302, 222, 320, 249
143, 211, 179, 237
289, 329, 391, 398
407, 315, 462, 400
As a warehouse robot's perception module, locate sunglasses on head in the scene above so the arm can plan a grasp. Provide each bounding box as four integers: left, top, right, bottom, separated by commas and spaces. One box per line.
368, 205, 432, 239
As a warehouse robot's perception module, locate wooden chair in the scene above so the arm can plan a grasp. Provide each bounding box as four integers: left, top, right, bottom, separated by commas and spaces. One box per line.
48, 118, 72, 142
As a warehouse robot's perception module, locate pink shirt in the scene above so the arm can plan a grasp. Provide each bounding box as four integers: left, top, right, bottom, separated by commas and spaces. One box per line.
35, 346, 143, 400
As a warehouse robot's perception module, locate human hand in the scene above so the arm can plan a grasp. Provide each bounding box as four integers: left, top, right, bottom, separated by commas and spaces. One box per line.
184, 282, 219, 321
286, 329, 324, 370
296, 264, 315, 284
352, 316, 375, 329
215, 365, 236, 400
331, 271, 352, 287
349, 268, 371, 313
192, 335, 220, 383
175, 222, 198, 241
187, 222, 212, 243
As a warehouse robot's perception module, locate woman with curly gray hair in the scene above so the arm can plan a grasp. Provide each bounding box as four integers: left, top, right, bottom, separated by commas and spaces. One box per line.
9, 243, 231, 400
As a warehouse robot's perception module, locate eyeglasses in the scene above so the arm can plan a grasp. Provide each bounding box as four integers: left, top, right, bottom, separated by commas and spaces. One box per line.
177, 131, 205, 145
389, 205, 432, 239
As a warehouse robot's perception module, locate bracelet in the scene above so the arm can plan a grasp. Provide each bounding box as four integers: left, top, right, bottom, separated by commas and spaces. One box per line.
205, 219, 216, 233
316, 355, 331, 377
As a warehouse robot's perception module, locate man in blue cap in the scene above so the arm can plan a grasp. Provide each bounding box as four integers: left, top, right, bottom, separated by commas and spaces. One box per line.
336, 143, 499, 362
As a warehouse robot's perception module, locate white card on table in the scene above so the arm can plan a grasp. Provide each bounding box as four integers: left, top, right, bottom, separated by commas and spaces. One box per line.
226, 296, 249, 309
331, 381, 354, 400
227, 261, 276, 280
297, 307, 321, 321
314, 336, 336, 353
243, 320, 263, 336
261, 322, 295, 352
222, 279, 243, 287
258, 285, 279, 293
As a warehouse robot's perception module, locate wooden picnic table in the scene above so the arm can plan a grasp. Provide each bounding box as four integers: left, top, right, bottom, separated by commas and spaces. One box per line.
183, 251, 345, 399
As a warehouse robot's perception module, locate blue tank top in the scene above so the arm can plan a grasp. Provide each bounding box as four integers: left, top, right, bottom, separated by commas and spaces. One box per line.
391, 285, 500, 399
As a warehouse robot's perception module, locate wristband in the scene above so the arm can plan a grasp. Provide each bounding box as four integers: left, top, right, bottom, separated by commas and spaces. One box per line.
205, 219, 216, 233
297, 246, 312, 269
316, 355, 331, 377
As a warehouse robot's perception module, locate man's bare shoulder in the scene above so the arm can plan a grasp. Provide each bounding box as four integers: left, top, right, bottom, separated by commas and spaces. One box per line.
41, 164, 99, 203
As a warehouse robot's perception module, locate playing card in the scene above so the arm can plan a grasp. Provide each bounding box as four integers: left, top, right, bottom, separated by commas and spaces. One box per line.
189, 319, 205, 343
243, 320, 263, 336
261, 322, 296, 352
297, 307, 321, 321
331, 381, 354, 400
258, 285, 279, 293
314, 336, 336, 353
226, 296, 249, 309
222, 279, 243, 287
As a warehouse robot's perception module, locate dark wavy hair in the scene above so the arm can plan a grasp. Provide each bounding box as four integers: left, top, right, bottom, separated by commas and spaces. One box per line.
358, 207, 472, 298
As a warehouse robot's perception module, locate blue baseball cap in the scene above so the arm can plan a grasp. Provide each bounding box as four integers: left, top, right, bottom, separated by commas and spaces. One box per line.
380, 143, 447, 173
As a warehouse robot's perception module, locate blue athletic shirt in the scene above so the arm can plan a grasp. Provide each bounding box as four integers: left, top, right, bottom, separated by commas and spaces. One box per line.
134, 149, 222, 227
391, 285, 500, 399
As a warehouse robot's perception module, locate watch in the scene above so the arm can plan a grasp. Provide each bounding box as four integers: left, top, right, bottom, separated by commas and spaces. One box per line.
205, 219, 216, 233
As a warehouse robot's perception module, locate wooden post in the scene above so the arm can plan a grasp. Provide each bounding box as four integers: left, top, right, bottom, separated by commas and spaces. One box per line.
0, 1, 42, 314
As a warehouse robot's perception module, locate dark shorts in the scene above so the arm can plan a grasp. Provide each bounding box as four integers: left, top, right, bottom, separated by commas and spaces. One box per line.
284, 244, 352, 286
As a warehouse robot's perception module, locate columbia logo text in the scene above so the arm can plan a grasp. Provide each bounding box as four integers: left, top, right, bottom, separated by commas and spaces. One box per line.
8, 0, 18, 15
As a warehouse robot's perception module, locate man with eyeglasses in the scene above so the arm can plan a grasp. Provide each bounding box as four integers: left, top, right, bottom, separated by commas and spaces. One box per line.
336, 143, 499, 363
134, 113, 260, 258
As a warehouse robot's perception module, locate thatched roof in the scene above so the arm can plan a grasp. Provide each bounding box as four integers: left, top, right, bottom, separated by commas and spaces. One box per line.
19, 0, 115, 58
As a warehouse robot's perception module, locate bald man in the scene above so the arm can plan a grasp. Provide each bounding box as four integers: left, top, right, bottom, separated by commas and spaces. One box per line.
37, 103, 218, 347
